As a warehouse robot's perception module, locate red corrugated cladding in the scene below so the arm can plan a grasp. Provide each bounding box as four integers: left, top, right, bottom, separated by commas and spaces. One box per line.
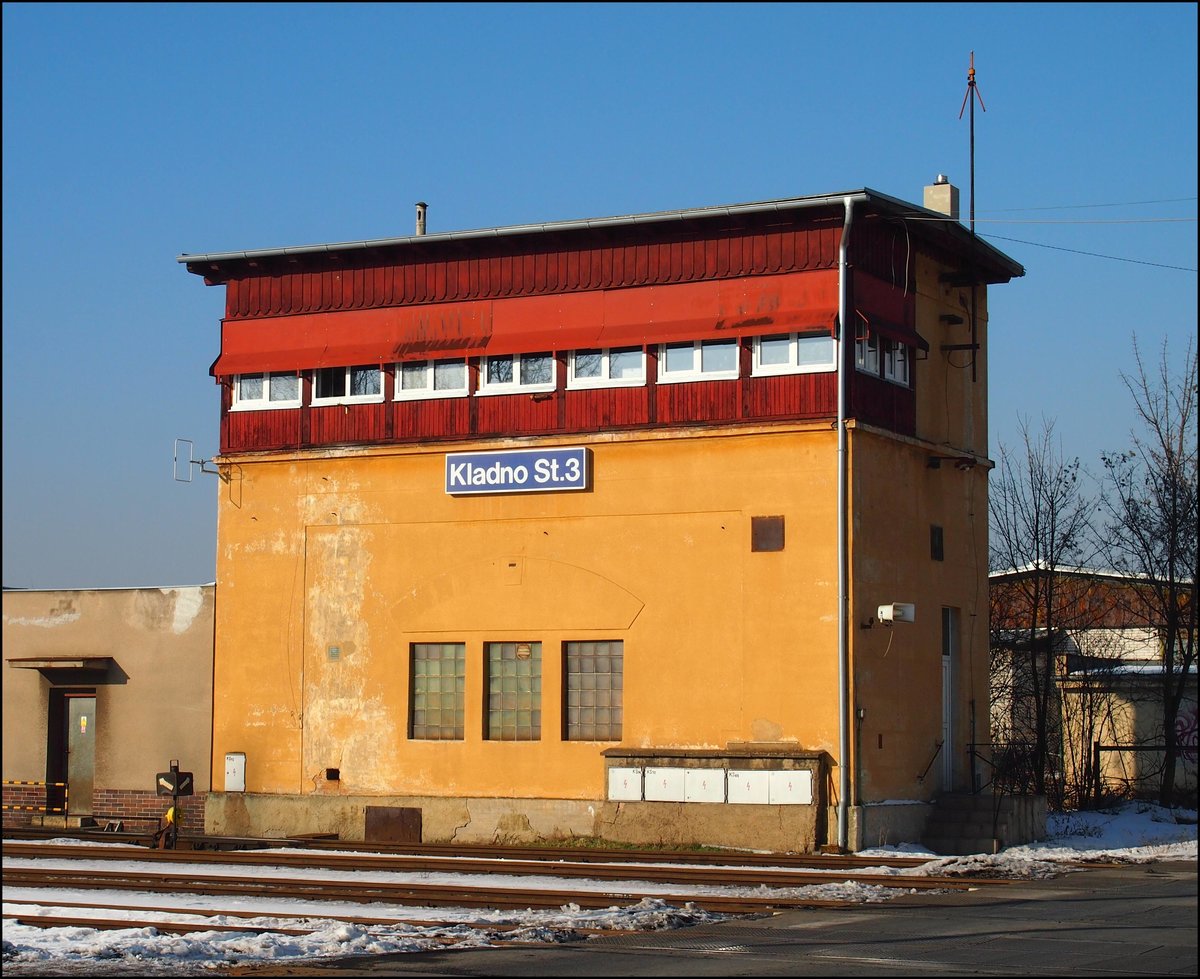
211, 270, 840, 377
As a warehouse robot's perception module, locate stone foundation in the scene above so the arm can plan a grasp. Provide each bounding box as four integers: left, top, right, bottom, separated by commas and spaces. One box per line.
206, 792, 826, 852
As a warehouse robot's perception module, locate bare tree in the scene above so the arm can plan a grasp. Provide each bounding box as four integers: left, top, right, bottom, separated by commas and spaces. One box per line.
1099, 337, 1198, 806
989, 417, 1095, 804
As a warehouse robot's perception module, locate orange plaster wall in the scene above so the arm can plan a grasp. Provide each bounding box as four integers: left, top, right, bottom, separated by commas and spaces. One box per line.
211, 426, 844, 800
848, 428, 991, 801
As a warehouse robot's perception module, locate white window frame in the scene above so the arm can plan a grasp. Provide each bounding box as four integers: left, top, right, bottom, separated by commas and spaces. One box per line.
856, 328, 913, 389
855, 333, 880, 375
395, 358, 470, 401
477, 352, 556, 396
310, 364, 384, 406
751, 332, 837, 377
230, 372, 302, 411
657, 339, 740, 384
882, 337, 911, 387
567, 347, 647, 390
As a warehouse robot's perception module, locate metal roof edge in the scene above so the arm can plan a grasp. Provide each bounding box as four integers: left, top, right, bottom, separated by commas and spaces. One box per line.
989, 565, 1194, 585
859, 187, 1025, 278
177, 187, 1023, 280
176, 190, 875, 266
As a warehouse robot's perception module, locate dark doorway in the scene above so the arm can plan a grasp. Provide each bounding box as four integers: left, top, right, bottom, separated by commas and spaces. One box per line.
48, 690, 96, 815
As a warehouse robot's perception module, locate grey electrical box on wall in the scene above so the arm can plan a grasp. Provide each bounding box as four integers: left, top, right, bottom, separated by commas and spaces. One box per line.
225, 752, 246, 792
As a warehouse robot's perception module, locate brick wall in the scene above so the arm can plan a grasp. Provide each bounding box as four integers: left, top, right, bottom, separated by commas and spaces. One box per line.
2, 783, 205, 836
2, 782, 62, 829
93, 788, 207, 836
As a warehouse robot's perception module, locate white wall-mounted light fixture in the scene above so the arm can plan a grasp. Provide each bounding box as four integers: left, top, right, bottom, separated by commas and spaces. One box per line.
876, 603, 916, 625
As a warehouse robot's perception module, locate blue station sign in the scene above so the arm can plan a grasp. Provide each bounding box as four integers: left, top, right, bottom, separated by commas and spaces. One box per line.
445, 446, 590, 495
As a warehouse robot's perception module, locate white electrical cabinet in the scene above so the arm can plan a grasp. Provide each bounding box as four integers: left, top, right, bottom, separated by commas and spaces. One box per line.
607, 767, 644, 801
726, 769, 770, 804
684, 769, 725, 803
643, 767, 687, 802
769, 769, 813, 805
224, 752, 246, 793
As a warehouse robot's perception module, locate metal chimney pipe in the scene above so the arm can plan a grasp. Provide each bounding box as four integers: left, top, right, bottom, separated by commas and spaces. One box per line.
415, 202, 427, 236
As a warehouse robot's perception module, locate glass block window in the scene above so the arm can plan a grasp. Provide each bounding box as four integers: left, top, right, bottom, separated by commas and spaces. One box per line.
410, 643, 466, 740
564, 640, 623, 741
486, 641, 541, 740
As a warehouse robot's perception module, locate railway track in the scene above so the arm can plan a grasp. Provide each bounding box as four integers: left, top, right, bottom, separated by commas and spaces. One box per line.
3, 841, 994, 891
2, 863, 902, 914
2, 834, 1028, 950
2, 897, 621, 941
3, 826, 934, 868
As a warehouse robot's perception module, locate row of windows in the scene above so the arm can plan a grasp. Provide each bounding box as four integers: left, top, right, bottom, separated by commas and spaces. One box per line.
231, 333, 853, 410
410, 640, 623, 743
855, 333, 912, 386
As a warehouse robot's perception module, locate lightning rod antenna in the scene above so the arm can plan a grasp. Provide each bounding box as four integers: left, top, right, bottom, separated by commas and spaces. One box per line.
958, 51, 986, 382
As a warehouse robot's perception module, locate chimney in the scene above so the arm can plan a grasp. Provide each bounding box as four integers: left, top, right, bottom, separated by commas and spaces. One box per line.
415, 201, 428, 236
924, 175, 959, 221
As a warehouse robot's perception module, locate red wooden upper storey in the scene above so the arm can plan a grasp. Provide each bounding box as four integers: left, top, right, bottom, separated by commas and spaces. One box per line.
179, 189, 1023, 453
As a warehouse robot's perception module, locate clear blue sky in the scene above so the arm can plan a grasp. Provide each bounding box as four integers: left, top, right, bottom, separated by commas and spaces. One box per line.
3, 2, 1196, 589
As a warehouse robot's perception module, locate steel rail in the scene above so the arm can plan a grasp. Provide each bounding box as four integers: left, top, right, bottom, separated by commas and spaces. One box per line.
1, 912, 635, 950
2, 841, 996, 890
285, 839, 935, 869
2, 913, 336, 938
1, 867, 869, 914
0, 897, 612, 934
1, 827, 933, 868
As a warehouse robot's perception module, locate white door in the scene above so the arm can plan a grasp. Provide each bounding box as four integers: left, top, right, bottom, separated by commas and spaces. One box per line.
941, 607, 958, 790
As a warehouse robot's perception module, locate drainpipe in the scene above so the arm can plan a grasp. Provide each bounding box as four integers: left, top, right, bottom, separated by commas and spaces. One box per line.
836, 196, 854, 852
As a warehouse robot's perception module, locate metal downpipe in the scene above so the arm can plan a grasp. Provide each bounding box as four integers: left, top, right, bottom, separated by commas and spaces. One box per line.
836, 196, 854, 852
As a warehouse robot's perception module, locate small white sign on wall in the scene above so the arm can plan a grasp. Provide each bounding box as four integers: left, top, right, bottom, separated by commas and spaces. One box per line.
684, 769, 726, 803
643, 767, 687, 802
607, 767, 644, 801
727, 769, 770, 804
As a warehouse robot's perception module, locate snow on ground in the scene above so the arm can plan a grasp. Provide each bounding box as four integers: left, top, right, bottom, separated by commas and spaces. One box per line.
2, 802, 1195, 975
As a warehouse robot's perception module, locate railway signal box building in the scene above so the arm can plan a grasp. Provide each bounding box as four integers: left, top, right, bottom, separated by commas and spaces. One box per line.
181, 185, 1023, 851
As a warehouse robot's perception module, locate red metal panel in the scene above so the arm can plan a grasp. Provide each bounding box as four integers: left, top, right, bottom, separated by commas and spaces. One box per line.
323, 269, 336, 310
745, 374, 837, 418
213, 303, 493, 375
752, 234, 768, 273
308, 403, 390, 444
474, 393, 560, 437
223, 409, 303, 453
220, 374, 842, 454
210, 271, 841, 376
218, 223, 844, 323
850, 372, 916, 436
564, 387, 652, 430
656, 379, 741, 426
393, 398, 472, 442
855, 270, 915, 328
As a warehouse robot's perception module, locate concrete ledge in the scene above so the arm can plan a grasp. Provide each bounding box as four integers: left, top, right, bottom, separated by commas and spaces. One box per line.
841, 802, 933, 850
205, 792, 826, 851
